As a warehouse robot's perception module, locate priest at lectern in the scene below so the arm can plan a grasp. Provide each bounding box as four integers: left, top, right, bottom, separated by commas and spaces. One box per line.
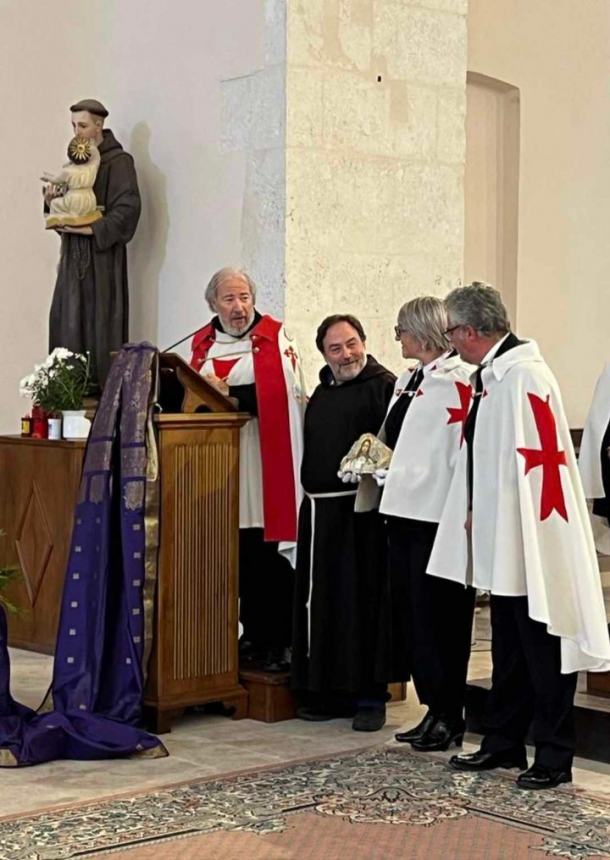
190, 267, 306, 671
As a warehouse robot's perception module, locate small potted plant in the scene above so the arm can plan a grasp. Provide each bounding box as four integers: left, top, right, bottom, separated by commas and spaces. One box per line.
20, 349, 91, 439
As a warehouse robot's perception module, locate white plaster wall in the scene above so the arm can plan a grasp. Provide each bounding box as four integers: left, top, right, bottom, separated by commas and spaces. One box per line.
284, 0, 468, 381
0, 0, 270, 432
4, 1, 606, 430
468, 0, 610, 425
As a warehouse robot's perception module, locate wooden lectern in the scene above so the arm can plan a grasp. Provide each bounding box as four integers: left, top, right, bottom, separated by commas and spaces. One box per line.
144, 353, 250, 731
0, 352, 250, 733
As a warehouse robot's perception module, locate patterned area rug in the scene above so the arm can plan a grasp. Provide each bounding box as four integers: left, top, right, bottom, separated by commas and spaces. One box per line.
0, 746, 608, 859
95, 812, 551, 859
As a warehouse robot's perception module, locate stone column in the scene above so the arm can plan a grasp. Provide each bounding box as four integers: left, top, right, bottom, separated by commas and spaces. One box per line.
223, 0, 467, 382
286, 0, 467, 379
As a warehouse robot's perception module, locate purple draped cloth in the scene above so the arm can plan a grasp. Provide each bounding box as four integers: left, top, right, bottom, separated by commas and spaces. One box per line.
0, 343, 167, 766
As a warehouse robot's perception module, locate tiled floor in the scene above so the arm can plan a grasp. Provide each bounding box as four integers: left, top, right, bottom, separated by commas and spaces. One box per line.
1, 640, 609, 819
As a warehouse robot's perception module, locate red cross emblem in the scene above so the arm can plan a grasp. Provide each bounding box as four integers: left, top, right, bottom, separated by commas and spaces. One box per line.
446, 381, 473, 446
517, 393, 568, 522
212, 357, 240, 381
284, 346, 298, 371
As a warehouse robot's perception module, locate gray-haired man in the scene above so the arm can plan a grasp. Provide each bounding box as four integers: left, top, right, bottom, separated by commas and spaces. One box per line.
427, 283, 610, 789
190, 268, 306, 671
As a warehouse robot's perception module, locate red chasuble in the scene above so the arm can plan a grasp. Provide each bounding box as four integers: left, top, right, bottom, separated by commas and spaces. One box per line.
191, 315, 304, 545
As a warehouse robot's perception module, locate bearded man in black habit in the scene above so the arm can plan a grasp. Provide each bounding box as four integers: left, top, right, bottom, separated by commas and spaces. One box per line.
45, 99, 141, 389
292, 314, 396, 731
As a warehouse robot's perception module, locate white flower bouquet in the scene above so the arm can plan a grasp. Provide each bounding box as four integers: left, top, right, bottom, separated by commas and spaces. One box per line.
19, 348, 90, 412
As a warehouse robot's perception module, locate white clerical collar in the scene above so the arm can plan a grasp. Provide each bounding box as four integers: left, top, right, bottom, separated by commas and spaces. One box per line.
215, 329, 239, 343
479, 332, 510, 367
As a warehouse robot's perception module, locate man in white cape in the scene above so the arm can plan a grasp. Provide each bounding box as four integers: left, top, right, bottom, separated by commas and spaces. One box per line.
428, 283, 610, 791
190, 267, 306, 670
578, 362, 610, 555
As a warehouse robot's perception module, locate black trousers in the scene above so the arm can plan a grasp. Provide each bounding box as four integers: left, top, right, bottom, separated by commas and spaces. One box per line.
386, 516, 475, 723
481, 595, 578, 770
239, 528, 294, 649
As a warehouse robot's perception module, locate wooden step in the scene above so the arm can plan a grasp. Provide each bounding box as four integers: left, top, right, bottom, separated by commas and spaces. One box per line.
239, 668, 296, 722
239, 668, 407, 723
587, 671, 610, 698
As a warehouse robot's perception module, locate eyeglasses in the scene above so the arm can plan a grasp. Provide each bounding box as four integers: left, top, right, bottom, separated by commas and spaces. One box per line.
443, 324, 463, 337
394, 325, 406, 340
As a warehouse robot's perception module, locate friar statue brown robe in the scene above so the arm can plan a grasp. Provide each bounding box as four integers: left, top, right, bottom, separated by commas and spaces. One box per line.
48, 128, 141, 388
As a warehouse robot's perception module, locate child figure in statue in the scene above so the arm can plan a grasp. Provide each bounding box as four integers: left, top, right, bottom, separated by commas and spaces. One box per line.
44, 137, 103, 229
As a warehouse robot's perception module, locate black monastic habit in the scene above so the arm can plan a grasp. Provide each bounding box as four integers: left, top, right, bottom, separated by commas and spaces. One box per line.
292, 356, 396, 697
49, 129, 141, 388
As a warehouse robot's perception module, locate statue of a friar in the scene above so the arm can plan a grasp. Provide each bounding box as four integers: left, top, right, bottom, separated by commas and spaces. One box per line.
44, 99, 141, 389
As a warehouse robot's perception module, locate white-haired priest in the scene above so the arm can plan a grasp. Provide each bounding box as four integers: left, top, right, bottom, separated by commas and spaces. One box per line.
190, 267, 306, 671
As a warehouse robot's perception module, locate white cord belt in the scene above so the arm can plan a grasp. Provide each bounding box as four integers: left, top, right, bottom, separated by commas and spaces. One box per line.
305, 489, 357, 653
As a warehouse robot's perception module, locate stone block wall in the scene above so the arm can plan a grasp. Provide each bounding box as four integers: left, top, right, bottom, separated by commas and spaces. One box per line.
285, 0, 467, 384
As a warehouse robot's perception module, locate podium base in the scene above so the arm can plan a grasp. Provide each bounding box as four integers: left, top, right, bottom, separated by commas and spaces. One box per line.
144, 685, 249, 734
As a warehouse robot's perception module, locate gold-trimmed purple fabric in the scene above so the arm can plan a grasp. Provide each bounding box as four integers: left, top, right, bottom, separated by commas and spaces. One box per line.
0, 344, 167, 766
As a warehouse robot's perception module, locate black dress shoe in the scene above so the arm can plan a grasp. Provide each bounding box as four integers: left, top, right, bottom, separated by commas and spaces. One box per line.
395, 712, 436, 744
352, 705, 386, 732
449, 748, 528, 771
411, 718, 464, 752
296, 701, 356, 721
516, 764, 572, 790
296, 705, 335, 721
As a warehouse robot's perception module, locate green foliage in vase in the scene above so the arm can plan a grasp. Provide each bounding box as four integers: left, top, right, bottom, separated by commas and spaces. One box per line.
19, 348, 90, 412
